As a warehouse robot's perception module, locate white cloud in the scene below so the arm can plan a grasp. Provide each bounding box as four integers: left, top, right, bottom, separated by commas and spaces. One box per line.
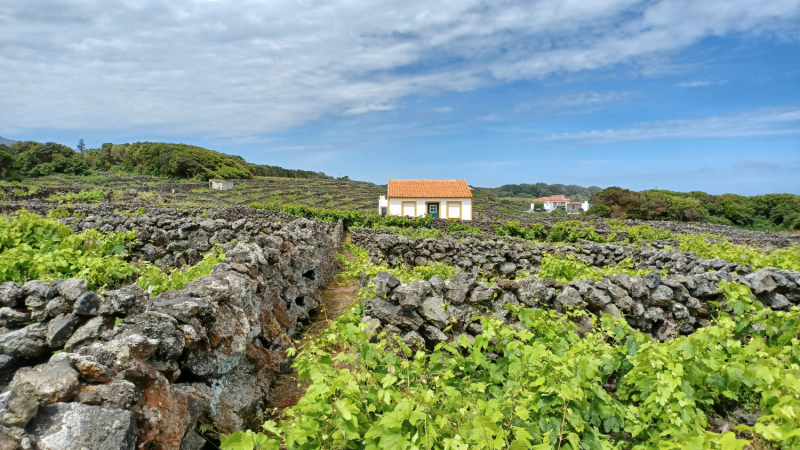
542, 106, 800, 142
0, 0, 798, 137
675, 80, 728, 87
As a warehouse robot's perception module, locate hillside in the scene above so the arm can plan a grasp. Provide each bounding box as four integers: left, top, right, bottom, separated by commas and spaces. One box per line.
0, 140, 327, 181
0, 136, 15, 146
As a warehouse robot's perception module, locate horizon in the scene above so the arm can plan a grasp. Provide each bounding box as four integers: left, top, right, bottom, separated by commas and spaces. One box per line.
1, 1, 799, 196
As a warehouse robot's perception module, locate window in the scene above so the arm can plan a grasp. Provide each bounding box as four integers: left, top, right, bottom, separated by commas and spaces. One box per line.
429, 204, 438, 214
380, 206, 387, 215
447, 201, 462, 219
402, 201, 416, 217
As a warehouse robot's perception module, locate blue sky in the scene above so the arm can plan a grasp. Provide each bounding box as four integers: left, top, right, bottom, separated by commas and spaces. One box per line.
1, 0, 799, 195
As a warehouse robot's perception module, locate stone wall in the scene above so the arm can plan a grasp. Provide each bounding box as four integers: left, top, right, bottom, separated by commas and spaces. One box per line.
0, 208, 344, 449
351, 230, 751, 279
362, 266, 800, 351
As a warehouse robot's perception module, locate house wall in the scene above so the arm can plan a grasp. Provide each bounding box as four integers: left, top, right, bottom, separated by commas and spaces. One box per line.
387, 197, 472, 220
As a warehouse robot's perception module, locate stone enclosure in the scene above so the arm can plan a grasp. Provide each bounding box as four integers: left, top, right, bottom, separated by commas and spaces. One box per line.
0, 205, 343, 449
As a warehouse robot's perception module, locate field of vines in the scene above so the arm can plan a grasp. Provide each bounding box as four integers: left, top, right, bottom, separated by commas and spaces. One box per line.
0, 210, 224, 292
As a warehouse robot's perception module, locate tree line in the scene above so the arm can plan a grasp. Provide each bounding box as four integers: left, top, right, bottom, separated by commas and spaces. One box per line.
0, 141, 328, 181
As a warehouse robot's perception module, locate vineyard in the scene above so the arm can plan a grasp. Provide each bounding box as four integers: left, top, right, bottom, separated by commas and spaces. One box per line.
0, 204, 798, 450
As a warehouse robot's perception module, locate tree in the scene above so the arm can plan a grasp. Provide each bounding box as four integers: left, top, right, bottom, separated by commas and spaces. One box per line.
77, 138, 86, 153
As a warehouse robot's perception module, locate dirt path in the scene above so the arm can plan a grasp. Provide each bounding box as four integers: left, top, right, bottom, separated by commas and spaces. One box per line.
265, 246, 359, 418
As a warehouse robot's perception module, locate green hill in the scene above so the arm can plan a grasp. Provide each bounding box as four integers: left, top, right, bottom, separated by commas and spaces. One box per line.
0, 140, 327, 181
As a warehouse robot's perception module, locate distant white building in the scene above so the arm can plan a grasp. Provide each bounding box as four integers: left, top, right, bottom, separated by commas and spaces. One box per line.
380, 179, 473, 220
209, 179, 234, 191
531, 196, 589, 214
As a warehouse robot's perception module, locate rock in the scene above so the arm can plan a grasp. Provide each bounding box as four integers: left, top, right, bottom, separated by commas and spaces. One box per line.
390, 280, 431, 311
401, 331, 426, 350
188, 229, 211, 252
498, 262, 516, 276
445, 273, 475, 304
643, 273, 661, 289
64, 316, 113, 352
46, 313, 81, 348
0, 424, 31, 449
654, 319, 679, 341
419, 297, 449, 328
644, 307, 665, 323
516, 276, 550, 307
554, 287, 585, 314
364, 297, 424, 330
629, 278, 648, 299
466, 322, 483, 335
418, 324, 447, 347
98, 285, 148, 317
25, 403, 136, 450
586, 288, 611, 310
746, 271, 777, 294
600, 304, 623, 319
649, 285, 674, 307
57, 278, 87, 302
0, 355, 19, 386
446, 303, 473, 327
72, 292, 102, 316
763, 292, 792, 310
0, 389, 38, 428
613, 296, 636, 313
0, 323, 48, 359
9, 361, 79, 406
45, 296, 72, 318
672, 303, 691, 321
371, 272, 401, 297
736, 413, 758, 427
207, 372, 261, 434
22, 281, 56, 301
361, 316, 381, 338
181, 430, 206, 450
0, 307, 30, 328
466, 282, 497, 304
76, 379, 137, 409
0, 283, 25, 308
575, 314, 594, 337
686, 297, 710, 317
428, 275, 445, 297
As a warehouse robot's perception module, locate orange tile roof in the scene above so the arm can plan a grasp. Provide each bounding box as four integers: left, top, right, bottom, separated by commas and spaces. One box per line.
388, 179, 472, 198
533, 196, 570, 202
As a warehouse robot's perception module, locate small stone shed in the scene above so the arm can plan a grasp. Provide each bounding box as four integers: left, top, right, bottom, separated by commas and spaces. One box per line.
209, 179, 234, 191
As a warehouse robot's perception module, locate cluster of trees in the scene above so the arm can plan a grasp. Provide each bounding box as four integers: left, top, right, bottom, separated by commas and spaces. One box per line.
488, 182, 602, 202
0, 141, 89, 180
0, 141, 327, 181
588, 187, 800, 231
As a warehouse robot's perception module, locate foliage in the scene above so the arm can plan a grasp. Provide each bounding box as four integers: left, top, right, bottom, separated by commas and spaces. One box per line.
2, 141, 90, 177
0, 210, 137, 288
677, 233, 800, 272
248, 163, 327, 179
368, 225, 442, 239
537, 254, 650, 284
221, 281, 800, 450
590, 187, 800, 231
494, 221, 547, 240
253, 202, 436, 230
337, 243, 458, 282
46, 188, 107, 203
486, 182, 602, 202
137, 247, 226, 296
448, 221, 484, 234
547, 220, 615, 244
606, 220, 674, 244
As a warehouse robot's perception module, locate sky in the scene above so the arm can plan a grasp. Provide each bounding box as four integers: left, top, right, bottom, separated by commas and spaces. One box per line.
1, 0, 799, 195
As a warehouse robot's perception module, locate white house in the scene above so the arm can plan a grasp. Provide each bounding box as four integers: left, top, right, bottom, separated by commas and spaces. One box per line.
209, 179, 233, 191
531, 196, 589, 213
382, 179, 473, 220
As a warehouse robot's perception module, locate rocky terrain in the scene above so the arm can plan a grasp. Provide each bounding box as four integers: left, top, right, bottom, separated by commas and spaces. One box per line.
0, 205, 343, 449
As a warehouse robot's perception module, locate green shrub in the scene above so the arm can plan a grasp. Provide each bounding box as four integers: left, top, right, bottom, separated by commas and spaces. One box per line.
494, 221, 547, 240
537, 254, 649, 283
337, 243, 457, 282
547, 220, 615, 243
606, 220, 674, 244
46, 188, 107, 203
447, 221, 483, 234
137, 247, 225, 296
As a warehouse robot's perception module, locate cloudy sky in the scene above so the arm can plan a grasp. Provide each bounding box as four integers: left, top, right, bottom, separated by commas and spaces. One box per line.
1, 0, 799, 194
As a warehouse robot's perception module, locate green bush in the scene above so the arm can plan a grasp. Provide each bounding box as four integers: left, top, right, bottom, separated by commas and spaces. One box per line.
494, 221, 547, 240
137, 247, 225, 296
448, 221, 483, 234
537, 254, 649, 283
337, 243, 457, 282
547, 220, 615, 243
606, 220, 674, 244
46, 188, 107, 203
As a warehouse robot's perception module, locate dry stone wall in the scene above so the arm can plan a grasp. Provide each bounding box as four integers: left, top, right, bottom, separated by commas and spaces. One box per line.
0, 206, 343, 450
362, 266, 800, 351
351, 230, 751, 279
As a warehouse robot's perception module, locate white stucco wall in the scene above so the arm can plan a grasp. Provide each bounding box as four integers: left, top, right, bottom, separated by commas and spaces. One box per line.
387, 198, 473, 220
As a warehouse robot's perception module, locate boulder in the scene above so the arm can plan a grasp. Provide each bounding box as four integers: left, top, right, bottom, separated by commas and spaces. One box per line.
428, 275, 446, 298
654, 319, 679, 341
466, 282, 497, 304
642, 273, 661, 289
649, 285, 674, 307
0, 323, 48, 359
600, 304, 623, 319
64, 316, 113, 352
0, 307, 30, 328
516, 276, 550, 307
418, 324, 447, 347
444, 273, 475, 304
9, 361, 79, 406
629, 278, 648, 299
390, 280, 431, 311
0, 282, 25, 308
58, 279, 87, 302
25, 403, 136, 450
371, 272, 401, 297
0, 389, 38, 428
364, 297, 424, 330
585, 289, 611, 310
419, 297, 449, 328
554, 287, 585, 314
188, 229, 211, 252
98, 285, 148, 317
401, 331, 426, 350
762, 292, 792, 310
46, 313, 81, 349
72, 292, 102, 316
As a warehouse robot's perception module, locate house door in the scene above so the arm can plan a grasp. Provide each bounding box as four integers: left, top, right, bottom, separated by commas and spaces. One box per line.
427, 202, 439, 218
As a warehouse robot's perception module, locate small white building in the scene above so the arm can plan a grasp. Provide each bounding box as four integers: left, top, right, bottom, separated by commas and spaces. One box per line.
209, 179, 233, 191
382, 179, 473, 220
531, 196, 589, 213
